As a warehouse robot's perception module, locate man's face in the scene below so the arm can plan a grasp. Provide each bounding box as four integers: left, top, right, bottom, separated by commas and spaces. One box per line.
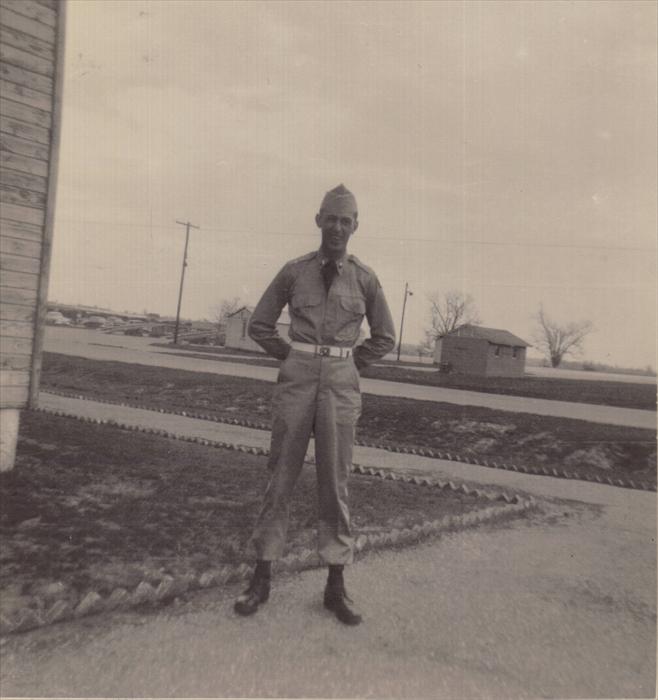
315, 206, 358, 258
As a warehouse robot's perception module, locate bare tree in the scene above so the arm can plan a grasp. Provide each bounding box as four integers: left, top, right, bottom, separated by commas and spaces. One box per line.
424, 290, 481, 348
210, 296, 243, 329
533, 305, 594, 368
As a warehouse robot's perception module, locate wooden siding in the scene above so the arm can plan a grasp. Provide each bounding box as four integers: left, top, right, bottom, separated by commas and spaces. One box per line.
2, 0, 56, 28
0, 115, 50, 144
1, 149, 49, 177
0, 41, 54, 76
1, 268, 40, 290
438, 336, 489, 376
0, 217, 43, 240
0, 385, 28, 404
0, 350, 30, 370
0, 59, 53, 92
437, 336, 527, 377
0, 7, 55, 43
0, 319, 34, 339
485, 344, 527, 378
0, 0, 63, 409
1, 97, 51, 128
1, 251, 41, 274
0, 285, 38, 306
0, 165, 47, 192
0, 300, 36, 321
1, 23, 55, 61
1, 78, 53, 112
0, 335, 32, 356
1, 233, 42, 257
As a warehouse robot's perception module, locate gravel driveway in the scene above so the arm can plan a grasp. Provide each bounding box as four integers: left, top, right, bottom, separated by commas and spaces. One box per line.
2, 441, 654, 698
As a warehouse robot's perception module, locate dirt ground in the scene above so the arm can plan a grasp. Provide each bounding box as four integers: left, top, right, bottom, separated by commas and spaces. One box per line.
0, 411, 494, 619
41, 353, 657, 487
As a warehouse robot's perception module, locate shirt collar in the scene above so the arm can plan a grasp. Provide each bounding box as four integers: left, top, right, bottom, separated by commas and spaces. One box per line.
318, 249, 348, 274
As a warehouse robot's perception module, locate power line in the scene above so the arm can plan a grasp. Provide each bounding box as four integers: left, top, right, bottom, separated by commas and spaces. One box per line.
53, 218, 656, 253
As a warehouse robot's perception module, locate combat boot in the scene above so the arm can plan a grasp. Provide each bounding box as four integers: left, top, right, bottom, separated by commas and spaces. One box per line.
234, 575, 270, 616
324, 582, 362, 625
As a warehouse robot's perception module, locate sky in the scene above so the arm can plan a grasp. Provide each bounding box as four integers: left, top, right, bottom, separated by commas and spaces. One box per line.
49, 0, 657, 369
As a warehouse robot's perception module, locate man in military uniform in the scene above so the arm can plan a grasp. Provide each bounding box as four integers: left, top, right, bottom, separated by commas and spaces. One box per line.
234, 185, 396, 625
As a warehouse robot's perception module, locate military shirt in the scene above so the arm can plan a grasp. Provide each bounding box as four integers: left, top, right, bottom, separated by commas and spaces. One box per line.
249, 249, 396, 369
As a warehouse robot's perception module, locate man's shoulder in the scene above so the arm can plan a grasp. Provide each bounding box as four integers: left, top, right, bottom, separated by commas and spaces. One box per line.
285, 250, 318, 267
347, 254, 376, 277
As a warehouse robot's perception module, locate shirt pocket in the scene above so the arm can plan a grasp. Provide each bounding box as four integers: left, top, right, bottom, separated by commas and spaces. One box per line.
291, 293, 323, 311
290, 293, 323, 329
335, 294, 366, 341
338, 295, 366, 317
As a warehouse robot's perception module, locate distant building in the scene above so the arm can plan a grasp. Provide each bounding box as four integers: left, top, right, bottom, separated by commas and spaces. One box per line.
434, 325, 530, 377
225, 307, 291, 352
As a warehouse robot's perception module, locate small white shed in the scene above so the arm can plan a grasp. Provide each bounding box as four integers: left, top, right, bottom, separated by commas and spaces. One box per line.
224, 306, 291, 353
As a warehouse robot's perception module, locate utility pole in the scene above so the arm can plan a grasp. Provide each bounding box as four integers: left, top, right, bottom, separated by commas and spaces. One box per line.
173, 219, 200, 344
396, 282, 413, 361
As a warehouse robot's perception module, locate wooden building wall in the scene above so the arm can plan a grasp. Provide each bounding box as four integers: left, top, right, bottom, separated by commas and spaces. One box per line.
436, 336, 489, 376
485, 344, 527, 377
0, 0, 65, 409
436, 336, 527, 377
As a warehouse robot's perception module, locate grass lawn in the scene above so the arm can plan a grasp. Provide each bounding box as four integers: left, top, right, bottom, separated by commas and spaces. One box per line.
359, 365, 656, 411
1, 412, 491, 615
155, 343, 656, 410
41, 353, 656, 487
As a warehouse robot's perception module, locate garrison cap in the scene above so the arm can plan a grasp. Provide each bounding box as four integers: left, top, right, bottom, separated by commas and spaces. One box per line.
319, 184, 358, 217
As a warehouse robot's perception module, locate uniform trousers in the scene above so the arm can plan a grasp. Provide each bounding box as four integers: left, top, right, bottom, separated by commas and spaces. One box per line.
251, 349, 362, 565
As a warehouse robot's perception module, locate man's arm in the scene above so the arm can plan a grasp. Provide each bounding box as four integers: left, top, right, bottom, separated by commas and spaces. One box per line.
353, 275, 396, 370
248, 264, 292, 360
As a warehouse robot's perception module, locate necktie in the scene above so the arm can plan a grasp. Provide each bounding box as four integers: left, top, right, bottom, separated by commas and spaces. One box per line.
321, 260, 338, 292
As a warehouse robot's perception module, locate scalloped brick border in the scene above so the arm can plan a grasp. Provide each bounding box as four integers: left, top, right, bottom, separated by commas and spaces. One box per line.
2, 407, 538, 636
40, 389, 656, 492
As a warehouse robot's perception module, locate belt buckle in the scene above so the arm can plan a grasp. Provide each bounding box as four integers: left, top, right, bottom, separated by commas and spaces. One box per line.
318, 346, 330, 357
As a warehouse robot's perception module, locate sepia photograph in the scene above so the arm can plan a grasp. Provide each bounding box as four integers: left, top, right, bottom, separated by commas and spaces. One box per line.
0, 0, 656, 697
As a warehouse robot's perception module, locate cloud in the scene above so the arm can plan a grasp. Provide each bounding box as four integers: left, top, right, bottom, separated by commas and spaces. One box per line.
51, 0, 657, 366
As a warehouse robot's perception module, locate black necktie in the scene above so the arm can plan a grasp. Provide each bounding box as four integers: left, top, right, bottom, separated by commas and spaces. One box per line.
322, 260, 338, 292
